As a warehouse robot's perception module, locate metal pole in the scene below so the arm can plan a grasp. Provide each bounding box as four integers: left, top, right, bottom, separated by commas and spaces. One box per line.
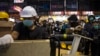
51, 34, 93, 56
73, 34, 93, 41
58, 40, 60, 56
69, 36, 81, 56
69, 34, 93, 56
64, 0, 66, 15
50, 0, 51, 14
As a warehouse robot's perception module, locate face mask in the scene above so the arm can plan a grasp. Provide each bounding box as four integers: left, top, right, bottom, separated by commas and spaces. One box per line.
90, 18, 94, 21
23, 20, 33, 27
93, 25, 100, 29
89, 18, 94, 22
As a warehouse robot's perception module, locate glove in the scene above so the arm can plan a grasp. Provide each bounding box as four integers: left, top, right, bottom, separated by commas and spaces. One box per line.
75, 25, 83, 31
0, 34, 14, 45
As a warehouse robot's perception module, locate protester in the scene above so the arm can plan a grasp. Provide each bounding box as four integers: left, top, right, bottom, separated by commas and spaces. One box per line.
91, 19, 100, 56
0, 11, 14, 45
83, 15, 95, 55
11, 6, 49, 40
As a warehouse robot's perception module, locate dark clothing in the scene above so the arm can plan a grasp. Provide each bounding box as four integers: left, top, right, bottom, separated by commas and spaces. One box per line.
84, 23, 93, 38
50, 38, 56, 56
91, 40, 100, 56
83, 22, 92, 55
91, 28, 100, 56
84, 22, 100, 56
47, 24, 54, 35
13, 22, 48, 40
83, 22, 93, 55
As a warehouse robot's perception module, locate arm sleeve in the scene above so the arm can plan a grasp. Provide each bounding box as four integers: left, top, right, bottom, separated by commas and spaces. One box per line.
0, 34, 14, 45
41, 28, 49, 39
12, 23, 22, 33
36, 27, 49, 39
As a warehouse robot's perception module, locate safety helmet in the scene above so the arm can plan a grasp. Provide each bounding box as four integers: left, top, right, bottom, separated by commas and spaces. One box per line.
20, 6, 38, 17
85, 17, 89, 23
68, 14, 78, 22
88, 15, 95, 22
0, 11, 9, 19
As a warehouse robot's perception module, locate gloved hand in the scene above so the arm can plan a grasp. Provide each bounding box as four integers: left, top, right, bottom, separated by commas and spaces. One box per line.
75, 25, 83, 31
0, 34, 14, 45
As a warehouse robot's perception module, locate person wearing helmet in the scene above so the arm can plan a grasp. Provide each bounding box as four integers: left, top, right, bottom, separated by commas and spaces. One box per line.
0, 11, 14, 45
67, 14, 79, 27
90, 19, 100, 56
88, 15, 95, 23
83, 15, 96, 55
11, 6, 48, 40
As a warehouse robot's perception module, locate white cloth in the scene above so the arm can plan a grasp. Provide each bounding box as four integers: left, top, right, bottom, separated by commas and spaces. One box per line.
0, 34, 14, 45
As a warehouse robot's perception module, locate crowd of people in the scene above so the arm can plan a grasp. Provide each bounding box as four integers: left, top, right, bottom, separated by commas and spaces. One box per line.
0, 5, 100, 56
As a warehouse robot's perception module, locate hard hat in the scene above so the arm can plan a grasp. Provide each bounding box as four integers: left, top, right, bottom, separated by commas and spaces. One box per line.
85, 18, 89, 23
61, 42, 66, 49
20, 6, 38, 17
0, 11, 9, 19
88, 15, 95, 22
68, 15, 78, 22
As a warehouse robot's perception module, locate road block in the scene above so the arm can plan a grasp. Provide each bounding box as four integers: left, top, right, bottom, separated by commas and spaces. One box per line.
51, 34, 93, 56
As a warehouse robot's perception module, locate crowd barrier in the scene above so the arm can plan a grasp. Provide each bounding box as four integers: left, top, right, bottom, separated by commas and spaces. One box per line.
51, 34, 93, 56
0, 40, 50, 56
0, 21, 14, 37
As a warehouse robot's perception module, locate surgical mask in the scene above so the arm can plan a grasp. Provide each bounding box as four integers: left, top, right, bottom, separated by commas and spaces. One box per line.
23, 20, 33, 27
93, 25, 100, 29
90, 17, 94, 21
89, 18, 94, 22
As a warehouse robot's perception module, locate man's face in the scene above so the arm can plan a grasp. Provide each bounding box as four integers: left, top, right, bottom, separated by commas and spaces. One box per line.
93, 22, 100, 29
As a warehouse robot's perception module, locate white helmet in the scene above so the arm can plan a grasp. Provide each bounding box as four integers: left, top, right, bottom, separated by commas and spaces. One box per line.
20, 6, 38, 17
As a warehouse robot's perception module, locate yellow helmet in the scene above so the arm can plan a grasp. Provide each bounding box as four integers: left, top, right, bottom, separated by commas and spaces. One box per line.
0, 11, 9, 19
85, 17, 89, 23
61, 42, 66, 48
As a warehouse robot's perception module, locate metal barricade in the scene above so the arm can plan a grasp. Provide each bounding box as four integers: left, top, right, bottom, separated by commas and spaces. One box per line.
51, 33, 93, 56
69, 34, 93, 56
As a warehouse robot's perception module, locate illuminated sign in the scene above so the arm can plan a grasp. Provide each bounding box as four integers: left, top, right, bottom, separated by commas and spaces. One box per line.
82, 11, 94, 15
65, 11, 79, 15
14, 0, 24, 3
50, 11, 64, 15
